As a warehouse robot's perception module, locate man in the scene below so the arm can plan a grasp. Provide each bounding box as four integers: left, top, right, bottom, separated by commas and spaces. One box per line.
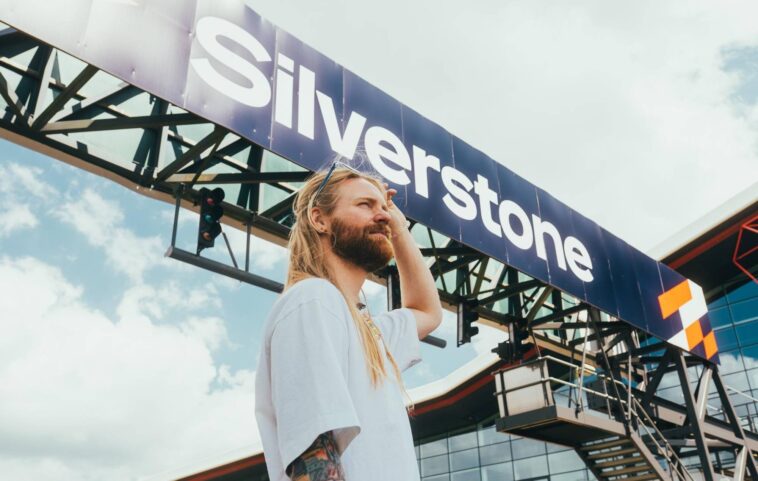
254, 164, 443, 481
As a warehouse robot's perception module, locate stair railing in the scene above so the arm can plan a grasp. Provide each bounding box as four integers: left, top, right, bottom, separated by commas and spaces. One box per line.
628, 394, 695, 481
518, 355, 696, 481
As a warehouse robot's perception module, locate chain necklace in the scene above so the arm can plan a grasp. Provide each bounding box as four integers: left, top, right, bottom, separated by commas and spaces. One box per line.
356, 289, 384, 345
357, 298, 383, 342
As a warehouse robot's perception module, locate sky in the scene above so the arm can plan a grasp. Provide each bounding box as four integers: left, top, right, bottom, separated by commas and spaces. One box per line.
1, 1, 758, 480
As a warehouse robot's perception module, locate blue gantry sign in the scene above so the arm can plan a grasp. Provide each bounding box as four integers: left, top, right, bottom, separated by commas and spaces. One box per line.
0, 0, 717, 361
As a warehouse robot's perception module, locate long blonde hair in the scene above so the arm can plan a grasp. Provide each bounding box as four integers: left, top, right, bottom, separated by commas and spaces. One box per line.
285, 165, 414, 413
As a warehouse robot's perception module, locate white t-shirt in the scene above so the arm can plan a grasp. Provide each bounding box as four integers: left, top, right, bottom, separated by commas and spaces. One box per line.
254, 277, 422, 481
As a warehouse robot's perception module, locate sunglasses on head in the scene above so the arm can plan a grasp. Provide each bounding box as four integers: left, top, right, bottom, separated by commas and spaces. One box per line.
312, 160, 363, 201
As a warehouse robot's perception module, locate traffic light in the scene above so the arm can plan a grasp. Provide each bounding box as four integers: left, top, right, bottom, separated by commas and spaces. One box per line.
515, 322, 531, 349
197, 187, 225, 254
457, 301, 479, 347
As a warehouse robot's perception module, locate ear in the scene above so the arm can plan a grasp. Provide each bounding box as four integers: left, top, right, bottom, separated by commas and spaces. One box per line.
309, 206, 330, 234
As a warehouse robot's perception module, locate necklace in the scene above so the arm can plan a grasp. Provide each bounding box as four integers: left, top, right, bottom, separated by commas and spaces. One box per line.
357, 300, 383, 342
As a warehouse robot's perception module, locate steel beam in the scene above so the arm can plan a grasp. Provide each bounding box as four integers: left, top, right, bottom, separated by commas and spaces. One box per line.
530, 303, 588, 327
418, 245, 478, 257
31, 64, 98, 129
50, 82, 133, 122
712, 369, 758, 481
0, 70, 27, 122
673, 350, 715, 481
165, 171, 310, 185
153, 127, 227, 183
478, 279, 543, 306
31, 46, 53, 121
41, 113, 205, 134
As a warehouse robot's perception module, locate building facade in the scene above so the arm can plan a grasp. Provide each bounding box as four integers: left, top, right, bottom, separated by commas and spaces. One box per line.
411, 198, 757, 481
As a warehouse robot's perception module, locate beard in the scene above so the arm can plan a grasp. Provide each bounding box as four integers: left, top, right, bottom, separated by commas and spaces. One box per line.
330, 217, 394, 272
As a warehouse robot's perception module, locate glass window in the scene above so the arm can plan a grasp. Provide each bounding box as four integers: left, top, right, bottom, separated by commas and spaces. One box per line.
450, 448, 479, 472
659, 370, 681, 389
736, 321, 758, 348
423, 475, 450, 481
742, 344, 758, 370
547, 442, 572, 453
548, 450, 586, 474
421, 454, 449, 477
451, 468, 481, 481
727, 281, 758, 304
718, 350, 745, 374
477, 423, 509, 446
722, 372, 750, 392
659, 386, 685, 404
479, 442, 512, 466
708, 288, 727, 308
732, 299, 758, 324
709, 307, 733, 329
481, 462, 514, 481
551, 470, 589, 481
421, 438, 449, 458
511, 437, 546, 459
715, 326, 739, 352
449, 431, 478, 452
514, 456, 549, 478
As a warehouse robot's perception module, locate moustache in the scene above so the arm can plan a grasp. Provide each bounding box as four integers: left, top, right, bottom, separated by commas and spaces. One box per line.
366, 226, 391, 237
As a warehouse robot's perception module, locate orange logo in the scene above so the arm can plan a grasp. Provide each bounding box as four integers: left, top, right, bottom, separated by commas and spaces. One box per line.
658, 280, 717, 359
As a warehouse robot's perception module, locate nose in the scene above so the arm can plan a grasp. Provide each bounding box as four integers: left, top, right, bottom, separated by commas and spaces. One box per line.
374, 208, 391, 224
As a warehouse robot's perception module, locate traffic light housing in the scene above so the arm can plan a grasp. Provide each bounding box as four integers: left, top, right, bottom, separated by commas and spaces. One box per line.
515, 322, 531, 350
197, 187, 225, 254
492, 340, 518, 363
457, 301, 479, 347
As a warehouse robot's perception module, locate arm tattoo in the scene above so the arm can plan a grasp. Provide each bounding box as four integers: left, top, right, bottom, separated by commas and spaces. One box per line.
286, 431, 345, 481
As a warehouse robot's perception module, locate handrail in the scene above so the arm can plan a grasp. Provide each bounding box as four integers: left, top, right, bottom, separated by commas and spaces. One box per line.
728, 385, 758, 404
629, 395, 695, 481
498, 355, 696, 481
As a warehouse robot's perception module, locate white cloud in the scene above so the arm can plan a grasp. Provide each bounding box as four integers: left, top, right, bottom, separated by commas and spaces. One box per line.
0, 256, 261, 480
0, 204, 38, 237
180, 317, 230, 352
246, 0, 758, 252
0, 163, 58, 199
55, 189, 166, 283
116, 282, 223, 322
0, 163, 58, 238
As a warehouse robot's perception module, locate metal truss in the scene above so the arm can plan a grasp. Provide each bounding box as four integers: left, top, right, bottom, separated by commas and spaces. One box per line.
0, 26, 572, 342
499, 305, 758, 481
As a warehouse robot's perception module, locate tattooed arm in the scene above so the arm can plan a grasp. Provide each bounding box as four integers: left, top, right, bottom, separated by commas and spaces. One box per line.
286, 431, 345, 481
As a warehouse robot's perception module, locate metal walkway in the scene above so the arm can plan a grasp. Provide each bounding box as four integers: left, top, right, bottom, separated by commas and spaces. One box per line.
494, 353, 758, 481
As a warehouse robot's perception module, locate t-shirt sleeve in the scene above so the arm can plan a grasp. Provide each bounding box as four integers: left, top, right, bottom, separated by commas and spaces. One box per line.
372, 307, 422, 372
269, 299, 361, 471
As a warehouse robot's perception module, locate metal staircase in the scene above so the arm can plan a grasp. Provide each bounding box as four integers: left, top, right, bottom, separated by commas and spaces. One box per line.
493, 356, 695, 481
579, 436, 665, 481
